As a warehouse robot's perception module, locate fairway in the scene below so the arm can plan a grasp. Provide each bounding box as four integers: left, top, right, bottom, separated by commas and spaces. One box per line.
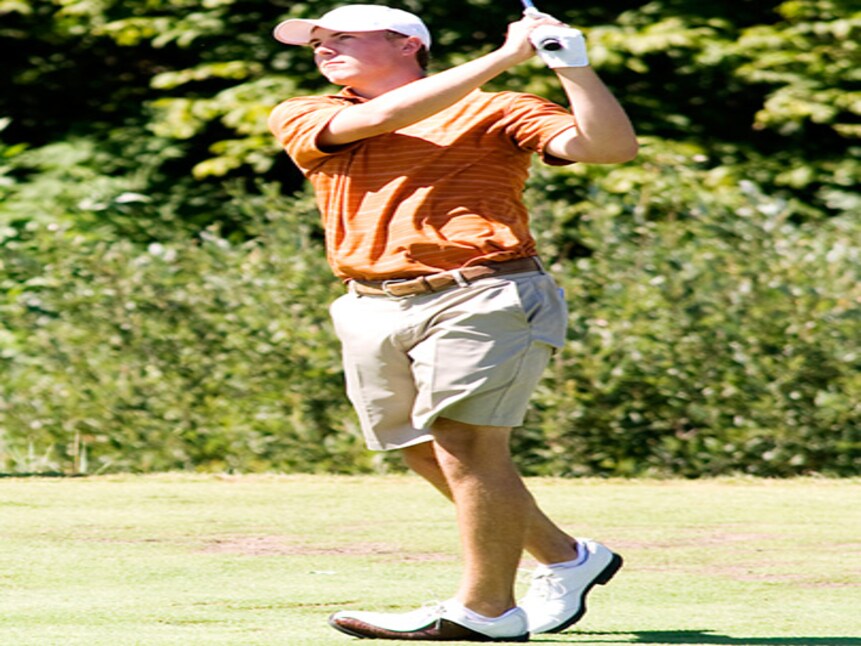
0, 475, 858, 645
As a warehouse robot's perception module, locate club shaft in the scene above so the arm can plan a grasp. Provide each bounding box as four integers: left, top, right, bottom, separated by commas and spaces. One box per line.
519, 0, 564, 51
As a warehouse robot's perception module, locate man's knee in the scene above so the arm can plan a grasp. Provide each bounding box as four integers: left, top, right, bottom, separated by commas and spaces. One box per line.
402, 441, 438, 474
431, 417, 513, 470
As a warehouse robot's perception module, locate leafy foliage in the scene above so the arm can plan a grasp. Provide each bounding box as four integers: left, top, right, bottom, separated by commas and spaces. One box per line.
1, 184, 371, 474
520, 145, 861, 476
1, 0, 858, 475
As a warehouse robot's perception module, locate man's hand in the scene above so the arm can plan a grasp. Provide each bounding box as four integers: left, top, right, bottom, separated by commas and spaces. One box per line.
498, 16, 544, 63
530, 25, 590, 68
522, 9, 590, 69
498, 13, 565, 65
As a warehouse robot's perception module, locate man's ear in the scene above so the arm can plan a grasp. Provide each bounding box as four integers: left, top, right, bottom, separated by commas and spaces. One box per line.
400, 35, 423, 56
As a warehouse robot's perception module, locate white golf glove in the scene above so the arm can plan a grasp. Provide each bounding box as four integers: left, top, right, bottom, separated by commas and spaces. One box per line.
529, 24, 589, 68
522, 8, 590, 68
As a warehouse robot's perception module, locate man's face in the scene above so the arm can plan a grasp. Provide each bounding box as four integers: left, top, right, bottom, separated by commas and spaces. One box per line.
308, 28, 410, 85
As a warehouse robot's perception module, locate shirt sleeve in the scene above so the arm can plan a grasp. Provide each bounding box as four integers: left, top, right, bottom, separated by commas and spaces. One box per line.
500, 92, 578, 166
268, 96, 356, 172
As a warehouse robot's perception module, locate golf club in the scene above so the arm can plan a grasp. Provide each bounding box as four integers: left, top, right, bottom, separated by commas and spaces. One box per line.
520, 0, 563, 50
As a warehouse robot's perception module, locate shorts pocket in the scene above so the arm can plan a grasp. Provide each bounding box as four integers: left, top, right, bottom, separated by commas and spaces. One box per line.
511, 275, 568, 348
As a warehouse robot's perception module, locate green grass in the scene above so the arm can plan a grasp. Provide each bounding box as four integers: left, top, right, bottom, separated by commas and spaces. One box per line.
0, 475, 859, 645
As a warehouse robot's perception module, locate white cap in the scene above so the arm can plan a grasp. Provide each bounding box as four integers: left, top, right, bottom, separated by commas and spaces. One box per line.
273, 5, 431, 49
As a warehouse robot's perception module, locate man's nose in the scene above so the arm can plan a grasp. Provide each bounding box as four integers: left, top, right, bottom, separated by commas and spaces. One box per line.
314, 42, 337, 56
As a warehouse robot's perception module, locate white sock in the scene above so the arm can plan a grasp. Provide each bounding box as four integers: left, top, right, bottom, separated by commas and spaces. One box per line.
549, 542, 588, 569
452, 600, 520, 622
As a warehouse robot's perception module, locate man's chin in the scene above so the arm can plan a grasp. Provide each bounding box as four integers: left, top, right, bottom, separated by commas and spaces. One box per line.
323, 71, 354, 85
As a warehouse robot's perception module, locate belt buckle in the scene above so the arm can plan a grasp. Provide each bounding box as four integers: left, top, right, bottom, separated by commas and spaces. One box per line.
381, 279, 411, 299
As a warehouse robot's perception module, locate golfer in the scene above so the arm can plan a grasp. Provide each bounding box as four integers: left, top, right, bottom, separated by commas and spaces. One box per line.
269, 4, 637, 641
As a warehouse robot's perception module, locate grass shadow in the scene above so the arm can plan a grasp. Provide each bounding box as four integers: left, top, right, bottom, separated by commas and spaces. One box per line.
561, 631, 861, 646
0, 472, 85, 478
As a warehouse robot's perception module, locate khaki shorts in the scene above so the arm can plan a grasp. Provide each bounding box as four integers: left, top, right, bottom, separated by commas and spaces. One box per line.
329, 271, 567, 451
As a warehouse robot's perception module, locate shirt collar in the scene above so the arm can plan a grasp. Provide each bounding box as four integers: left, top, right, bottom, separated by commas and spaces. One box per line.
332, 87, 368, 103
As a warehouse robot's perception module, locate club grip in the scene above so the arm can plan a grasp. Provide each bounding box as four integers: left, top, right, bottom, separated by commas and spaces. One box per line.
523, 7, 564, 51
536, 36, 563, 50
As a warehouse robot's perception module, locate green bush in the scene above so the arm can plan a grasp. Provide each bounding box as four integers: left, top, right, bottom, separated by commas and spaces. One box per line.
2, 0, 858, 477
0, 183, 374, 474
518, 147, 861, 477
1, 168, 858, 476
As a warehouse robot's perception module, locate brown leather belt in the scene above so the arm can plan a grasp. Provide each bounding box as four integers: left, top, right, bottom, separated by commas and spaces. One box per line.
348, 257, 543, 298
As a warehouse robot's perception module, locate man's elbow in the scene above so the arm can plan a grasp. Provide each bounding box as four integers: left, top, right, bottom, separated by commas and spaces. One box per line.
610, 139, 639, 163
581, 139, 639, 164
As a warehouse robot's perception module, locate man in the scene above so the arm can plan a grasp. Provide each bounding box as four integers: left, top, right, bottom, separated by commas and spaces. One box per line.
268, 4, 637, 641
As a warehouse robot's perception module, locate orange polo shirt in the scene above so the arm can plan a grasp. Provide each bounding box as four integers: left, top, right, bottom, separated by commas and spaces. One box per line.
269, 87, 575, 280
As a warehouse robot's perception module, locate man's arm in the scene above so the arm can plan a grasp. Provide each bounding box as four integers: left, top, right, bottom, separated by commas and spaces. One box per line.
319, 17, 546, 147
544, 68, 639, 164
320, 14, 638, 165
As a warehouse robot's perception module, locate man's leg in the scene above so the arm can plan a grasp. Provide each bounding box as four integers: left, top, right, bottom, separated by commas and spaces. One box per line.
429, 417, 546, 617
403, 430, 623, 635
402, 437, 578, 565
328, 416, 534, 642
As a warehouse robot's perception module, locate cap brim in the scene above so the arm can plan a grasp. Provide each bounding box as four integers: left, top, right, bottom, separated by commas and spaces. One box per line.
273, 18, 320, 45
273, 14, 431, 48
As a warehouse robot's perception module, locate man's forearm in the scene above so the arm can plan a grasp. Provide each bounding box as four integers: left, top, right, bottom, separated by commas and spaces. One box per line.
319, 15, 550, 147
546, 67, 638, 164
322, 48, 526, 146
358, 51, 522, 126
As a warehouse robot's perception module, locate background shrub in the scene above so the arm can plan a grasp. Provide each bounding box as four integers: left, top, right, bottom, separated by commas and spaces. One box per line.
519, 157, 860, 477
1, 184, 370, 474
1, 166, 858, 476
1, 0, 858, 476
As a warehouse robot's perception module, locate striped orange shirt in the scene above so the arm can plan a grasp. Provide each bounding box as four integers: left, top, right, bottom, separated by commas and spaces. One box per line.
269, 88, 575, 280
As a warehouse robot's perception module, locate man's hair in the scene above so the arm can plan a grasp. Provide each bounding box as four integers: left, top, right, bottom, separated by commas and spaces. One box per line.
385, 30, 430, 71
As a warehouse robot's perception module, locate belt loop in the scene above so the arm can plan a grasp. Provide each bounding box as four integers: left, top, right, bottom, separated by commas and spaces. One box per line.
382, 280, 410, 299
450, 269, 470, 288
532, 256, 546, 274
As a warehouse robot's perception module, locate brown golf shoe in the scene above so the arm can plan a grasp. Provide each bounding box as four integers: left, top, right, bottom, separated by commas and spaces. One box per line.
329, 599, 530, 641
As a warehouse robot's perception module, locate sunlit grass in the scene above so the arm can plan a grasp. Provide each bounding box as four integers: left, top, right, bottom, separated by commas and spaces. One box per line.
0, 475, 858, 645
